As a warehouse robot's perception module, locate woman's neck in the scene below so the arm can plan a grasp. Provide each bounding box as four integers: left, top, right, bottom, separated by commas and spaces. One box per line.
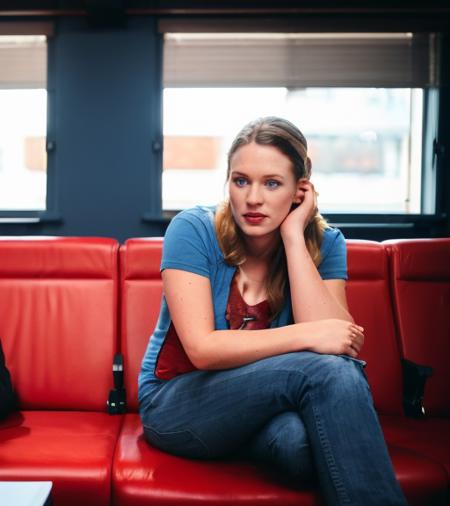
243, 231, 280, 259
237, 233, 281, 304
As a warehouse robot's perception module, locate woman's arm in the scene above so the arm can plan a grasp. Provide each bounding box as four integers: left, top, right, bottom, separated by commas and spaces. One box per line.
283, 235, 353, 323
281, 179, 354, 324
163, 268, 364, 370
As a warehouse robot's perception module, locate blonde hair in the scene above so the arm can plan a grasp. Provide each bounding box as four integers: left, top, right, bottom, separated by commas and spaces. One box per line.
215, 117, 329, 318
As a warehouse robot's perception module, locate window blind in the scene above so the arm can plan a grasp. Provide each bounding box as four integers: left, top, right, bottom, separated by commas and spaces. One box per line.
0, 35, 47, 89
163, 32, 436, 88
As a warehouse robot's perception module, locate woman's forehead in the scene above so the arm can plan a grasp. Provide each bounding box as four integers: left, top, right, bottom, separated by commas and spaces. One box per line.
230, 142, 293, 170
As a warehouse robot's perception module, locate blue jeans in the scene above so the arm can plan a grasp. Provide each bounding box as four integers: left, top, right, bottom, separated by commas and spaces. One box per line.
140, 351, 407, 506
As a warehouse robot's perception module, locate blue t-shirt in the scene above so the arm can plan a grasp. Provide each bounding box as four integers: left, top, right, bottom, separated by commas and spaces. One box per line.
138, 205, 348, 404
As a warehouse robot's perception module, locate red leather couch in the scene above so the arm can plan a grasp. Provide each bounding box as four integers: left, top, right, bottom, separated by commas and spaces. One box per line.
0, 237, 122, 506
0, 236, 449, 506
381, 240, 450, 480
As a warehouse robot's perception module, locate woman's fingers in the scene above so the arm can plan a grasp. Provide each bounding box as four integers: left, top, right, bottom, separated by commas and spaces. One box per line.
348, 323, 364, 355
307, 319, 366, 358
348, 347, 359, 358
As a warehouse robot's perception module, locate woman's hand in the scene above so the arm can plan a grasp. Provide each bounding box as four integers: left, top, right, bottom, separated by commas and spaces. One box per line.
301, 319, 365, 358
280, 179, 318, 241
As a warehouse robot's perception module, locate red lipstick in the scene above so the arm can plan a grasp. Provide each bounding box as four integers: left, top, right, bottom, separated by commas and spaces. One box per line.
243, 212, 266, 225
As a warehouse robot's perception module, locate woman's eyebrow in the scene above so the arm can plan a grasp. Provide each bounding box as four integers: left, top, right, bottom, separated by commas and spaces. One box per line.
230, 170, 285, 179
263, 174, 285, 180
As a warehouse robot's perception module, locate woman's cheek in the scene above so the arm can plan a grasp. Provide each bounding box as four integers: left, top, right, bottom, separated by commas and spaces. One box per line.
279, 202, 295, 223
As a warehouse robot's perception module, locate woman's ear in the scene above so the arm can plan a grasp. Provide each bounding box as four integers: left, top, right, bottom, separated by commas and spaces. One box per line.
293, 182, 303, 204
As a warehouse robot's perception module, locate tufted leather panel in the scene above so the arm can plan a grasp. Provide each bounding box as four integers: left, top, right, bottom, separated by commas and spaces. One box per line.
120, 239, 164, 411
385, 239, 450, 416
346, 240, 404, 415
120, 238, 162, 410
0, 236, 117, 278
0, 237, 119, 410
0, 237, 122, 506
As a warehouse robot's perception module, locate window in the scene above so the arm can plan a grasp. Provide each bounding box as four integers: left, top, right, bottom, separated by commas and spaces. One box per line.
162, 32, 438, 215
0, 34, 48, 212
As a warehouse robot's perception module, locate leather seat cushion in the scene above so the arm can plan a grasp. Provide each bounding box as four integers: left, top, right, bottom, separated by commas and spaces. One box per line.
113, 414, 323, 506
381, 414, 450, 476
0, 411, 122, 506
113, 414, 448, 506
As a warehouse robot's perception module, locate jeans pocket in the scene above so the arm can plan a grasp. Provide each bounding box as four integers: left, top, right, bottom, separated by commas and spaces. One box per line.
143, 425, 210, 460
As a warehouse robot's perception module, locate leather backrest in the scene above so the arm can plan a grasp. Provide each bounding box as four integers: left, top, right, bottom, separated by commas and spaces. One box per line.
121, 237, 406, 415
120, 238, 163, 411
385, 239, 450, 416
0, 237, 119, 410
346, 240, 403, 415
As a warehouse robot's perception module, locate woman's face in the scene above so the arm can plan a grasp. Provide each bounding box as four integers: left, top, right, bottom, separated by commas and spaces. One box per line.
228, 142, 300, 242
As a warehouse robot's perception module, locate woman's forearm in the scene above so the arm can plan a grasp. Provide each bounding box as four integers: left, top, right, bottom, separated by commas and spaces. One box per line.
283, 235, 353, 323
190, 323, 313, 370
190, 317, 363, 370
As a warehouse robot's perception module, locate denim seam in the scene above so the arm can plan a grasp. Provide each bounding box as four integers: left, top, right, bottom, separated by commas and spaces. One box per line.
142, 423, 211, 459
309, 390, 352, 505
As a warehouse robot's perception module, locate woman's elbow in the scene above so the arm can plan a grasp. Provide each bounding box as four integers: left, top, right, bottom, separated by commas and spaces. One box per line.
189, 354, 210, 370
186, 344, 217, 371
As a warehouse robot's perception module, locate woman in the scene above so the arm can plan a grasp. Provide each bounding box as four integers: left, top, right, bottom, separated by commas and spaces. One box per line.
139, 117, 407, 505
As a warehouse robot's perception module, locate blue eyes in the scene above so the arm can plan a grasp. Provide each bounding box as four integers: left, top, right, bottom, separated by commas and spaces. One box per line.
233, 177, 281, 189
266, 180, 281, 189
234, 177, 247, 187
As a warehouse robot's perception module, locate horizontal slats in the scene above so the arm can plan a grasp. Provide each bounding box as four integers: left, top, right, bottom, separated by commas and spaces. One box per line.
164, 32, 435, 88
0, 35, 47, 89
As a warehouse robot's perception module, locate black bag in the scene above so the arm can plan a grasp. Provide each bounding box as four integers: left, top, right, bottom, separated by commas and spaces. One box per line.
402, 358, 433, 418
0, 340, 17, 419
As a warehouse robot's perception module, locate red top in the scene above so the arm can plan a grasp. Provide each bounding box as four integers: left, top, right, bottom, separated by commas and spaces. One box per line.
155, 273, 271, 380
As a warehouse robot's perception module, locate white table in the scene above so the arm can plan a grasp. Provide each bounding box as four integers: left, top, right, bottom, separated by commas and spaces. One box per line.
0, 481, 52, 506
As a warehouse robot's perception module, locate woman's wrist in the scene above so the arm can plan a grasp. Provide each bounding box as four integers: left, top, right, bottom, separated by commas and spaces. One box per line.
290, 321, 315, 351
281, 229, 307, 250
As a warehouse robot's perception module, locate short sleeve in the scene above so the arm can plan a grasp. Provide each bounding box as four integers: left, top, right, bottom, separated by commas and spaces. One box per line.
318, 228, 348, 280
161, 210, 211, 278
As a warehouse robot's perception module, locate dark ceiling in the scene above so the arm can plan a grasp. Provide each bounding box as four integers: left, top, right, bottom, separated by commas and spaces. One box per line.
1, 1, 450, 15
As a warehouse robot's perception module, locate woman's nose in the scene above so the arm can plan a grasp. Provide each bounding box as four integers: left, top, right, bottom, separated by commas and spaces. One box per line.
246, 184, 263, 205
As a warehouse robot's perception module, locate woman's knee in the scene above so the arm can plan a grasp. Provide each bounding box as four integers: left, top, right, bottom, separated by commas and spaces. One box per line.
250, 412, 315, 483
259, 352, 369, 394
266, 411, 308, 447
311, 354, 371, 400
243, 352, 370, 407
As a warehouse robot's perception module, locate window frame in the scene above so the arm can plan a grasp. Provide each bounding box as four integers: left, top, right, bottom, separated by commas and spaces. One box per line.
0, 27, 61, 224
150, 20, 448, 234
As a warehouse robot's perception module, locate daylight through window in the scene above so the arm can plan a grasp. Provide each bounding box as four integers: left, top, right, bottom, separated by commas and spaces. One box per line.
0, 35, 48, 211
162, 33, 435, 214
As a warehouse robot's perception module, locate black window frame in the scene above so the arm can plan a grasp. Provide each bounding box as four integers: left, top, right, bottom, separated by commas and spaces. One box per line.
0, 29, 61, 225
150, 18, 449, 238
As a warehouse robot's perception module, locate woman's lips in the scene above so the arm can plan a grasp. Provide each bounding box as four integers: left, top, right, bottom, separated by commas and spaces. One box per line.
243, 213, 267, 225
